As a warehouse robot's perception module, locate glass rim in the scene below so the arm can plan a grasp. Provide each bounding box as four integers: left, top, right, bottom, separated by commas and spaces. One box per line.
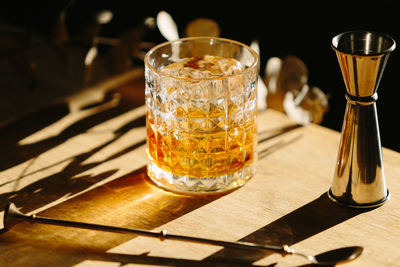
144, 36, 259, 81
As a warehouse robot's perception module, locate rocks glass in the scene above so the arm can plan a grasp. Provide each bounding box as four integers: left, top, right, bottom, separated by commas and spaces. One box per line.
144, 37, 259, 194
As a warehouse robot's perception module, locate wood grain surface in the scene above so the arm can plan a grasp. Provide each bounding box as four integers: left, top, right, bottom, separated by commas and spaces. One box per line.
0, 69, 399, 266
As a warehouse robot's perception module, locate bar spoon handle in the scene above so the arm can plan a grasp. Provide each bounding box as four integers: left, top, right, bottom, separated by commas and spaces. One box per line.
3, 203, 285, 254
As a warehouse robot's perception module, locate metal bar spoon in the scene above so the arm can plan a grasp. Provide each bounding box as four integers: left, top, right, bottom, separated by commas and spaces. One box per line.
3, 203, 362, 265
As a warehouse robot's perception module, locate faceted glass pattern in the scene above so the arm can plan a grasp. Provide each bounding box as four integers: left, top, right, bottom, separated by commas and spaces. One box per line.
144, 37, 259, 194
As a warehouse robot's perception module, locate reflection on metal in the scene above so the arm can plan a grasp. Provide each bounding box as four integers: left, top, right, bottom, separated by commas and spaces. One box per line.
329, 30, 396, 208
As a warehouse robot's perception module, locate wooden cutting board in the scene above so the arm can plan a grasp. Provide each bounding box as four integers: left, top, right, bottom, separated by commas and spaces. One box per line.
0, 70, 400, 266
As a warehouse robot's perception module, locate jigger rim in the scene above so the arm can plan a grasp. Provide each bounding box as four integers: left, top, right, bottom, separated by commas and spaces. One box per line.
332, 30, 396, 56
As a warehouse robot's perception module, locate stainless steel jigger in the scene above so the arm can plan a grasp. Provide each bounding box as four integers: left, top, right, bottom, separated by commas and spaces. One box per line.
329, 31, 396, 208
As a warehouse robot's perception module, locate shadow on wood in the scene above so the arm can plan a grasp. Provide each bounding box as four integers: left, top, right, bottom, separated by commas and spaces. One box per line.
202, 193, 367, 264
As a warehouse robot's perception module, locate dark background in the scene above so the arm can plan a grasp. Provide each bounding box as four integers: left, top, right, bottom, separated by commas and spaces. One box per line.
2, 0, 400, 151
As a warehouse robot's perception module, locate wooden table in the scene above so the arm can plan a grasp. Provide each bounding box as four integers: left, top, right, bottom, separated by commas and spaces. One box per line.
0, 69, 399, 266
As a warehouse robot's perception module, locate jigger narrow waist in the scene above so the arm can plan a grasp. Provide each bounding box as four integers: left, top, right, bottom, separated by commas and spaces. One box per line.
345, 92, 378, 106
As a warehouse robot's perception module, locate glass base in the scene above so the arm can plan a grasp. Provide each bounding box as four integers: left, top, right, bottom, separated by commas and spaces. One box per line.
147, 161, 255, 195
